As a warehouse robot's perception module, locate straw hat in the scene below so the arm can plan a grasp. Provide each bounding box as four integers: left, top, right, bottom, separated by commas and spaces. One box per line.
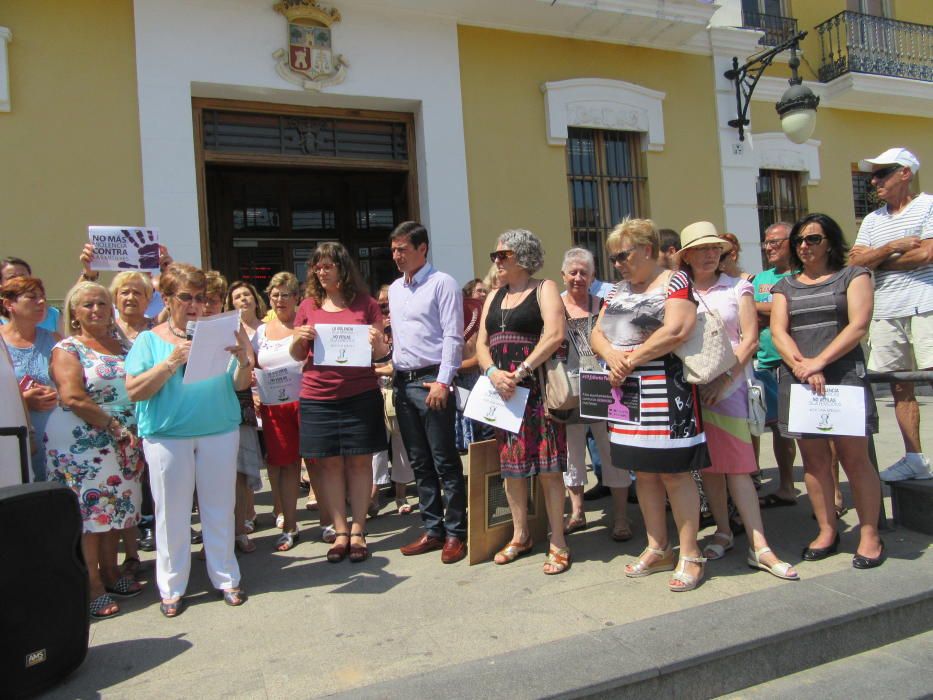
675, 221, 732, 265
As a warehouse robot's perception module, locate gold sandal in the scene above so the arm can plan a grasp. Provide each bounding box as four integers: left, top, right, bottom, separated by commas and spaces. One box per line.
624, 546, 675, 578
543, 545, 571, 575
669, 554, 706, 592
494, 538, 534, 565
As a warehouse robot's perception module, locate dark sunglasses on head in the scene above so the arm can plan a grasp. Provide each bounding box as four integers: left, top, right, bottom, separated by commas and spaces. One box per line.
870, 164, 903, 182
175, 292, 207, 304
489, 250, 515, 263
608, 248, 636, 264
793, 234, 826, 247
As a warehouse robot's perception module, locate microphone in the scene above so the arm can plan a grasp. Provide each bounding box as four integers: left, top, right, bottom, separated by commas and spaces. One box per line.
185, 321, 196, 340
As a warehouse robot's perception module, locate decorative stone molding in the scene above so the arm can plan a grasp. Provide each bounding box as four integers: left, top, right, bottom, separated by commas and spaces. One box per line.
752, 132, 821, 185
542, 78, 666, 151
0, 27, 11, 112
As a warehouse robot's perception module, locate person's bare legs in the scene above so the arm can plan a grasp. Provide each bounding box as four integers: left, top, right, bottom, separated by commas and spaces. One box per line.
245, 488, 256, 523
773, 431, 798, 499
268, 466, 283, 521
700, 472, 731, 543
833, 436, 883, 559
278, 463, 301, 533
503, 477, 530, 545
798, 438, 837, 550
626, 472, 669, 572
610, 485, 630, 531
566, 484, 585, 521
307, 460, 330, 528
829, 441, 844, 513
99, 529, 123, 589
121, 527, 140, 569
892, 381, 923, 454
318, 456, 349, 549
541, 473, 568, 547
346, 454, 374, 540
83, 532, 118, 613
728, 473, 795, 573
663, 472, 703, 586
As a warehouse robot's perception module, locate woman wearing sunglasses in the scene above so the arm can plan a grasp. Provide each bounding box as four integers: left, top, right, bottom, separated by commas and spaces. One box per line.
590, 219, 708, 592
291, 243, 389, 563
125, 263, 254, 617
476, 230, 569, 573
770, 213, 884, 569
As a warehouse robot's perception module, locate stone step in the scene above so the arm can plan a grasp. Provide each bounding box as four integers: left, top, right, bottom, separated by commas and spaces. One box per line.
334, 551, 933, 699
718, 630, 933, 699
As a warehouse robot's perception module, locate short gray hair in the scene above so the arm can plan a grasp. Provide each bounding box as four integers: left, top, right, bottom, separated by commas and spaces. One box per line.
561, 247, 595, 276
497, 229, 544, 274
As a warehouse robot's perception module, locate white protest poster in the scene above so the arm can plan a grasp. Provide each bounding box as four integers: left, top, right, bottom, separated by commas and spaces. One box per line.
313, 324, 371, 367
254, 364, 302, 405
88, 226, 161, 272
787, 384, 866, 436
183, 310, 241, 385
463, 375, 530, 434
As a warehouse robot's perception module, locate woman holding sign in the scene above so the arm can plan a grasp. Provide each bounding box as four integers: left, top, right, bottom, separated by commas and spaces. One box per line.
291, 244, 389, 563
770, 213, 883, 569
591, 219, 708, 592
678, 223, 797, 581
253, 272, 304, 551
125, 263, 253, 617
476, 229, 570, 574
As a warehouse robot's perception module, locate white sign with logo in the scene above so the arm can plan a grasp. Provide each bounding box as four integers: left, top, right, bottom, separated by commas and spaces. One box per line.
463, 375, 529, 434
788, 384, 866, 436
254, 364, 303, 405
313, 324, 371, 367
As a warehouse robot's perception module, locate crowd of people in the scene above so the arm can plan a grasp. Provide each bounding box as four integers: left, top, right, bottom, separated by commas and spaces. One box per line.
1, 146, 929, 618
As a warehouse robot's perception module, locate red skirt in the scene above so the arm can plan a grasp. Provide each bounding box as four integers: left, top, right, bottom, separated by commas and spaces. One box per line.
259, 401, 300, 466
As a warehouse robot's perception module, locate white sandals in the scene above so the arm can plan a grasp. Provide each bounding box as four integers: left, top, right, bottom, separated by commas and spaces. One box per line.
702, 531, 734, 560
747, 547, 799, 580
669, 554, 706, 592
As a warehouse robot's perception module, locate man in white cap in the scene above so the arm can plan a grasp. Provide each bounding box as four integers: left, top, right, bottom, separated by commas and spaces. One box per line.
850, 148, 932, 481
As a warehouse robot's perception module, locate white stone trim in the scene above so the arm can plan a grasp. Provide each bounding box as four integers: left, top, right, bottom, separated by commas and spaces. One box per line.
541, 78, 666, 151
751, 132, 821, 185
753, 74, 933, 118
0, 27, 11, 112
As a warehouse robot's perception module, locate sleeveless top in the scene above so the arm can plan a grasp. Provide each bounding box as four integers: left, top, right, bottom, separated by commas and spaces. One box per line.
772, 266, 869, 365
485, 286, 544, 337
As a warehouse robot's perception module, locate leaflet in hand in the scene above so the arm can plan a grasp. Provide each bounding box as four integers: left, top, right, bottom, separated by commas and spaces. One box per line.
313, 324, 372, 367
183, 310, 241, 385
788, 384, 865, 436
579, 370, 641, 424
463, 375, 529, 434
254, 364, 302, 405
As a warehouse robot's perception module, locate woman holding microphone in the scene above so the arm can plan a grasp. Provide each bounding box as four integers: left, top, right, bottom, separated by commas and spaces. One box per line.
125, 263, 253, 617
291, 243, 389, 563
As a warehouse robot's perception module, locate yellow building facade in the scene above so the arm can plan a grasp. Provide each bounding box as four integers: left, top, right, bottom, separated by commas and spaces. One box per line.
1, 0, 930, 301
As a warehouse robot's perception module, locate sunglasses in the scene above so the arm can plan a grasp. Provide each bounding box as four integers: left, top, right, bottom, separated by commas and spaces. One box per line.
793, 234, 827, 247
870, 164, 903, 182
608, 248, 637, 264
489, 250, 515, 263
313, 263, 336, 273
175, 292, 207, 304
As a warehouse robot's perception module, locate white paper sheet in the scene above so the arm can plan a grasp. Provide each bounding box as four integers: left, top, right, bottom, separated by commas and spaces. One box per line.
254, 364, 303, 405
313, 324, 372, 367
182, 310, 241, 385
787, 384, 866, 436
463, 375, 529, 434
88, 226, 161, 272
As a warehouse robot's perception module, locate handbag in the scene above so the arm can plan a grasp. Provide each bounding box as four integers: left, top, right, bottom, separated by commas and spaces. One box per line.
746, 370, 767, 436
674, 278, 737, 385
535, 284, 578, 413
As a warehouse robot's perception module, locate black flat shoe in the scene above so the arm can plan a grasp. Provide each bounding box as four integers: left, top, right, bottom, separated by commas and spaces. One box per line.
801, 532, 840, 561
853, 541, 885, 570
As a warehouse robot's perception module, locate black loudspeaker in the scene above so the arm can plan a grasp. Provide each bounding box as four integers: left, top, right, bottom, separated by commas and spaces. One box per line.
0, 482, 89, 698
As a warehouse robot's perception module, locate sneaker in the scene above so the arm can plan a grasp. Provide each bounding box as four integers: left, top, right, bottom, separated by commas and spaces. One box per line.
879, 455, 933, 482
321, 524, 337, 544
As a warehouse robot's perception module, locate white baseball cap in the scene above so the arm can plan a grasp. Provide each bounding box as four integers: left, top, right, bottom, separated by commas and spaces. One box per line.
858, 148, 920, 174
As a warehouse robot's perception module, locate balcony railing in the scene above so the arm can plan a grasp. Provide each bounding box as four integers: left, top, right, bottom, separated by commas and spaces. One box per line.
816, 11, 932, 83
743, 11, 799, 47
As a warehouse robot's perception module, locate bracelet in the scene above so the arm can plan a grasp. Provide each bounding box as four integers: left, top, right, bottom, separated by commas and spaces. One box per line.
516, 361, 532, 380
81, 271, 100, 282
485, 366, 497, 377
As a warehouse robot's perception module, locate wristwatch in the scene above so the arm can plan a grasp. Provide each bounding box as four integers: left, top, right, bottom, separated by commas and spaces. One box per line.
516, 361, 533, 380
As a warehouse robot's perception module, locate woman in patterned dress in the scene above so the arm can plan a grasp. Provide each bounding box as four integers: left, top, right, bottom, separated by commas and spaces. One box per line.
679, 223, 797, 580
591, 219, 708, 592
476, 229, 570, 574
46, 282, 144, 618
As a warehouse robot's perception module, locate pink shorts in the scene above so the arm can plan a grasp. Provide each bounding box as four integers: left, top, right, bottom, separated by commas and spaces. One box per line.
260, 402, 300, 466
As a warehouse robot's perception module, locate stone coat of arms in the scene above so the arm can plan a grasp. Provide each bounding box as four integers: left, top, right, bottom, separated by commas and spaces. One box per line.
273, 0, 348, 91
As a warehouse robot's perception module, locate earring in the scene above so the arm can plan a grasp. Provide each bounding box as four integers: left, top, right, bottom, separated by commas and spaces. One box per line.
70, 318, 80, 329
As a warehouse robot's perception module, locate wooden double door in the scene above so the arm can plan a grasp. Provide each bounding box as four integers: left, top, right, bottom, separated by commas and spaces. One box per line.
206, 166, 409, 293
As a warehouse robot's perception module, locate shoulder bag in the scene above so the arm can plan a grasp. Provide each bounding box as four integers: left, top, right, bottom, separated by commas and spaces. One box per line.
729, 282, 767, 436
534, 283, 578, 413
672, 275, 737, 385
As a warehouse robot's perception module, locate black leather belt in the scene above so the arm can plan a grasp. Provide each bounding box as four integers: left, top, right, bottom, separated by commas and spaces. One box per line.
395, 364, 441, 383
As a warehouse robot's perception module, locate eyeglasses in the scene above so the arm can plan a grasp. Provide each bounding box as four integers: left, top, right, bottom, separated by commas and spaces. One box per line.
761, 238, 789, 249
793, 234, 827, 247
175, 293, 207, 304
313, 263, 336, 274
269, 292, 294, 300
489, 250, 515, 263
608, 248, 637, 264
870, 164, 903, 182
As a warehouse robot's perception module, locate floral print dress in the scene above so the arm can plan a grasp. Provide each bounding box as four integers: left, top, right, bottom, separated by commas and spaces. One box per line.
46, 337, 143, 533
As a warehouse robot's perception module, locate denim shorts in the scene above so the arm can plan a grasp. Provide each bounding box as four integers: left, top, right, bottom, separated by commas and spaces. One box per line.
753, 366, 780, 425
299, 390, 387, 459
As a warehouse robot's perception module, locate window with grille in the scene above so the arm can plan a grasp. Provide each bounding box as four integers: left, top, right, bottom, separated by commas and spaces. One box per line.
566, 128, 647, 280
756, 169, 808, 266
852, 167, 883, 225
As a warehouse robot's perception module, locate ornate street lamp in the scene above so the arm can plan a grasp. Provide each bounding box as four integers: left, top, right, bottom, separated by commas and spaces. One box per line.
724, 31, 821, 144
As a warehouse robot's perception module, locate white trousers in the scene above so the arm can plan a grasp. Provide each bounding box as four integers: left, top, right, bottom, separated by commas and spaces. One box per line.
144, 430, 241, 599
564, 421, 632, 489
372, 419, 414, 485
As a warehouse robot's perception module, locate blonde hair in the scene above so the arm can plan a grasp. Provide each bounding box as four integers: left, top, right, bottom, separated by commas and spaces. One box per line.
266, 271, 300, 296
482, 262, 500, 291
606, 218, 659, 258
64, 281, 113, 335
109, 271, 153, 304
204, 270, 228, 300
